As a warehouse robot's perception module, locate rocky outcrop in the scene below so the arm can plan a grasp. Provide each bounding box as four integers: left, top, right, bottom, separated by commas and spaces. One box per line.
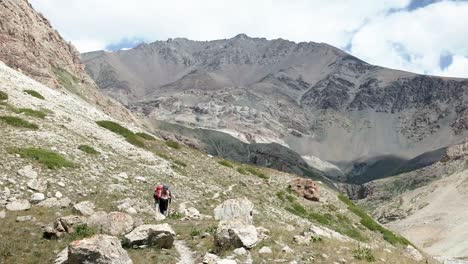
214, 219, 259, 250
73, 201, 95, 216
44, 215, 87, 239
6, 199, 31, 211
123, 224, 175, 249
87, 211, 134, 236
289, 178, 320, 201
59, 235, 133, 264
442, 138, 468, 162
214, 197, 254, 224
0, 0, 133, 121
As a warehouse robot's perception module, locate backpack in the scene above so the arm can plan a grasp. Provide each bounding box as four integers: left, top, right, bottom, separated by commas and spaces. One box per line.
154, 184, 163, 200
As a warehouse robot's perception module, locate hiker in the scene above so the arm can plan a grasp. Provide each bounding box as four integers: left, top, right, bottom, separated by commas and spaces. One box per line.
154, 184, 172, 216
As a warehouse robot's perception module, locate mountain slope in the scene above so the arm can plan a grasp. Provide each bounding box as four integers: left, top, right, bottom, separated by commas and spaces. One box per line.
0, 0, 133, 121
82, 35, 468, 175
0, 61, 429, 263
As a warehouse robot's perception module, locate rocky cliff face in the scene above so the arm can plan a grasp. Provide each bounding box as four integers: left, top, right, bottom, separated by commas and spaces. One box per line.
0, 0, 133, 121
83, 34, 468, 174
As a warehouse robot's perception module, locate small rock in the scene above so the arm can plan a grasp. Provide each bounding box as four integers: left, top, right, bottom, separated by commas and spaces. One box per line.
30, 192, 45, 203
289, 178, 320, 201
59, 197, 72, 208
233, 247, 248, 256
6, 199, 31, 211
73, 201, 95, 216
55, 191, 63, 199
16, 215, 34, 222
27, 179, 47, 192
282, 246, 294, 253
183, 207, 201, 220
259, 246, 272, 254
57, 182, 65, 187
403, 245, 423, 262
117, 172, 128, 179
0, 210, 5, 218
38, 198, 60, 208
17, 165, 38, 178
203, 253, 220, 264
321, 254, 329, 259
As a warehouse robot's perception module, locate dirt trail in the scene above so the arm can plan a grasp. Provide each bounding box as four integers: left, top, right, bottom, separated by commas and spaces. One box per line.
175, 240, 194, 264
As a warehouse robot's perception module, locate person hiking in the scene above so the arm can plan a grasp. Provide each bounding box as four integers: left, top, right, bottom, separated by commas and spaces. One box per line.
158, 185, 172, 216
153, 184, 163, 213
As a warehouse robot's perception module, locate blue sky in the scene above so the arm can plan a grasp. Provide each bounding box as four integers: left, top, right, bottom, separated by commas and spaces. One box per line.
30, 0, 468, 78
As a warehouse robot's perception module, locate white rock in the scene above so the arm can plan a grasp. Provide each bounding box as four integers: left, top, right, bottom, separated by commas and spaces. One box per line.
73, 201, 95, 216
27, 179, 47, 192
233, 247, 248, 256
38, 198, 60, 208
123, 224, 176, 249
87, 211, 134, 236
215, 219, 259, 249
17, 165, 37, 178
55, 191, 63, 199
60, 197, 72, 208
16, 215, 34, 222
282, 246, 294, 253
183, 207, 201, 220
218, 260, 237, 264
118, 172, 128, 179
30, 192, 45, 203
214, 197, 254, 224
259, 246, 272, 254
403, 245, 423, 262
6, 199, 31, 211
0, 210, 6, 218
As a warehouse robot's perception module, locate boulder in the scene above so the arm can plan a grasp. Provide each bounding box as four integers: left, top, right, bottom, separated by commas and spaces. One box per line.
17, 165, 38, 178
123, 224, 175, 249
214, 198, 254, 224
30, 192, 45, 203
403, 245, 424, 262
289, 178, 320, 202
87, 211, 134, 236
16, 215, 34, 222
60, 197, 72, 208
27, 178, 47, 192
64, 235, 133, 264
6, 199, 31, 211
73, 201, 95, 216
56, 215, 87, 234
258, 246, 272, 254
183, 207, 201, 220
215, 219, 259, 250
38, 197, 60, 208
54, 248, 68, 264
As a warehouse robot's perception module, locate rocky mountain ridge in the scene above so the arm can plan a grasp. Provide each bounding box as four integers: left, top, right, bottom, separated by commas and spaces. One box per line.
83, 35, 468, 176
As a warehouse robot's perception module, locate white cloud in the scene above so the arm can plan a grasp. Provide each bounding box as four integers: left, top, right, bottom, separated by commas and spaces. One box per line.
29, 0, 468, 78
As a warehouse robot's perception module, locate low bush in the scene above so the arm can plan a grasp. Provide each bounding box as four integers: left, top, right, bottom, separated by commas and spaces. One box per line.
156, 152, 170, 160
353, 246, 375, 262
174, 160, 187, 167
17, 108, 47, 118
68, 224, 96, 241
15, 147, 74, 169
24, 90, 45, 100
165, 140, 181, 149
78, 145, 99, 155
167, 211, 183, 220
190, 228, 202, 237
218, 160, 234, 168
126, 134, 145, 148
135, 132, 156, 140
0, 116, 38, 129
0, 91, 7, 100
236, 167, 247, 175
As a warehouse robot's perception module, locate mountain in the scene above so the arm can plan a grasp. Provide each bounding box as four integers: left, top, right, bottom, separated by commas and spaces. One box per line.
0, 0, 133, 121
82, 34, 468, 181
0, 60, 430, 263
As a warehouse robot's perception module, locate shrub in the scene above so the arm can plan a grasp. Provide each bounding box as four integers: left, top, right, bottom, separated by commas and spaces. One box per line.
156, 152, 170, 160
78, 145, 99, 155
165, 140, 181, 149
245, 166, 268, 179
353, 246, 375, 262
126, 134, 145, 148
0, 91, 7, 100
237, 167, 247, 175
309, 212, 330, 225
167, 211, 183, 220
0, 116, 38, 129
190, 228, 202, 237
135, 132, 156, 140
96, 120, 134, 138
17, 108, 47, 118
24, 90, 45, 100
311, 235, 322, 243
15, 147, 74, 169
218, 160, 234, 168
276, 191, 286, 202
285, 194, 296, 203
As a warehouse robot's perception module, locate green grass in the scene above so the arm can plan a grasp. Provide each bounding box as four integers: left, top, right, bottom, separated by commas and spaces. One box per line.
338, 194, 411, 245
16, 108, 47, 119
126, 134, 146, 148
174, 160, 187, 167
244, 166, 268, 179
24, 90, 45, 100
218, 160, 234, 168
237, 167, 247, 175
0, 91, 7, 101
96, 120, 134, 138
68, 224, 96, 241
96, 120, 146, 148
353, 246, 375, 262
0, 116, 38, 129
165, 140, 181, 149
14, 147, 74, 169
155, 152, 170, 160
135, 132, 156, 140
190, 228, 202, 237
78, 145, 99, 155
167, 212, 183, 220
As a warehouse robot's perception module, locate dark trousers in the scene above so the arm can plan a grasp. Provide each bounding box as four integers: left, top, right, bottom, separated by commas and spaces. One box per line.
159, 198, 170, 216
